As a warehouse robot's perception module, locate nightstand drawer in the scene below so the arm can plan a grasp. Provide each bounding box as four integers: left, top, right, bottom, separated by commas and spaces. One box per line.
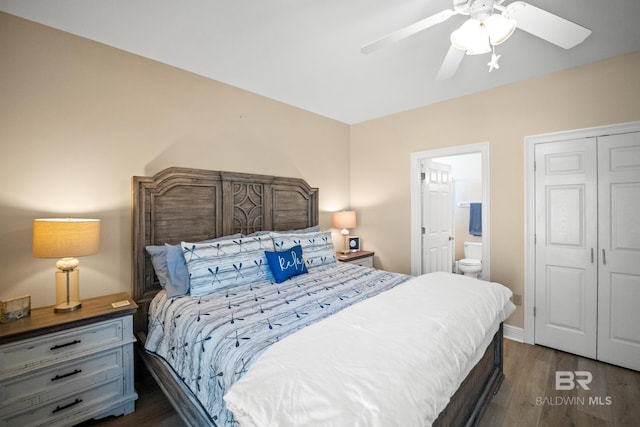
0, 347, 123, 409
337, 250, 374, 268
0, 375, 125, 427
349, 257, 373, 268
0, 318, 126, 376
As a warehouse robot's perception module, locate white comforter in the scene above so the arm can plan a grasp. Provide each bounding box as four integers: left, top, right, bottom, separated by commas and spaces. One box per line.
224, 272, 515, 426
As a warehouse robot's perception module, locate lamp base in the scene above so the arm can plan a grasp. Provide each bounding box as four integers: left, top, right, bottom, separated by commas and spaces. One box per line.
54, 301, 82, 313
55, 268, 82, 313
341, 230, 350, 254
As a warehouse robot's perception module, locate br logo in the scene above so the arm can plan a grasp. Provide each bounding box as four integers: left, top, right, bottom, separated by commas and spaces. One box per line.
555, 371, 592, 390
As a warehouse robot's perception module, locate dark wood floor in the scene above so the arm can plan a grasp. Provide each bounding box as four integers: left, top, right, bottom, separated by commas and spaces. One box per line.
76, 369, 185, 427
80, 339, 640, 427
479, 339, 640, 427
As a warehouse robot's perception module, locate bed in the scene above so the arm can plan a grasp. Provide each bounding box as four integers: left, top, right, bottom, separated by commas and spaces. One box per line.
132, 167, 514, 426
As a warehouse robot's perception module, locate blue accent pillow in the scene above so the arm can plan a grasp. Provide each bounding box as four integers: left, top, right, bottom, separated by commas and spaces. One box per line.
146, 245, 170, 288
265, 245, 308, 283
165, 243, 190, 297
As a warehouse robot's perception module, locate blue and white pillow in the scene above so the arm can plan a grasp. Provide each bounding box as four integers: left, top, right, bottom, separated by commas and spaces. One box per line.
270, 230, 336, 269
265, 245, 308, 283
146, 233, 243, 298
183, 235, 275, 297
244, 225, 320, 237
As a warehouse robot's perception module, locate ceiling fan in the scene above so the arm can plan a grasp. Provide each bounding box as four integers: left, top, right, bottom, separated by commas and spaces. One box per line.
361, 0, 592, 79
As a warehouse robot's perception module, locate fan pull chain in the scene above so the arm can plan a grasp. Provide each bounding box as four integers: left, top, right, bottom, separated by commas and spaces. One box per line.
487, 45, 501, 72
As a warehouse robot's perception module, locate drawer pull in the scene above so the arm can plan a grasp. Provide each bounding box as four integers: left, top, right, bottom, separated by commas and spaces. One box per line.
52, 398, 82, 414
50, 339, 81, 350
51, 369, 82, 382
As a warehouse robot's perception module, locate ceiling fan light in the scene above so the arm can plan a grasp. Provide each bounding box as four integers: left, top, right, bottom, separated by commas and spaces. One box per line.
465, 36, 491, 55
485, 14, 517, 46
451, 18, 491, 55
450, 18, 479, 50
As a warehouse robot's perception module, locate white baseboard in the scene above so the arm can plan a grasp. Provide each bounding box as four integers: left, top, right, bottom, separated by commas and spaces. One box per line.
503, 324, 524, 342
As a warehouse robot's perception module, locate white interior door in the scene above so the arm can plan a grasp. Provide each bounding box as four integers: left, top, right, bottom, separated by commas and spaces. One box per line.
534, 139, 598, 358
422, 160, 453, 274
597, 132, 640, 371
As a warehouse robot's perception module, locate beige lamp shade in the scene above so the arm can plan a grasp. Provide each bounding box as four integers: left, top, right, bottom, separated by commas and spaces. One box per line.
332, 211, 357, 230
32, 218, 101, 259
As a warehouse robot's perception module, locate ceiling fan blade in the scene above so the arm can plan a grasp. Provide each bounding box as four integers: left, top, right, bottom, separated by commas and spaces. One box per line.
361, 9, 456, 54
507, 1, 591, 49
436, 45, 465, 80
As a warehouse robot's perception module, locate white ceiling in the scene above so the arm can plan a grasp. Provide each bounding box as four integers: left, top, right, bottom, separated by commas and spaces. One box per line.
1, 0, 639, 124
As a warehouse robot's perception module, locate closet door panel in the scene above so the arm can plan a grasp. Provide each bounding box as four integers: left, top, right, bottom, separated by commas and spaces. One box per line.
534, 139, 598, 358
543, 265, 587, 331
608, 274, 640, 342
597, 132, 640, 371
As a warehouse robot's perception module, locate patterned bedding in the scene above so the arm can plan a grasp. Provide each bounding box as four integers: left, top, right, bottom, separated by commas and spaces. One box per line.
144, 262, 411, 425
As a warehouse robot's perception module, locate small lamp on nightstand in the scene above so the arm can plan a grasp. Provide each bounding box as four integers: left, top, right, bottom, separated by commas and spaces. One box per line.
32, 218, 101, 313
332, 210, 356, 255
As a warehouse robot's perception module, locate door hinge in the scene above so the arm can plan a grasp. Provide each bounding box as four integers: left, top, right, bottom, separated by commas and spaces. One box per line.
421, 227, 426, 235
421, 172, 426, 181
533, 306, 536, 317
534, 233, 536, 244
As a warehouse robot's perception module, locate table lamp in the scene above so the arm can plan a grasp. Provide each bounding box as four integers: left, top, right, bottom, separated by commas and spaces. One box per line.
332, 210, 356, 254
32, 218, 100, 312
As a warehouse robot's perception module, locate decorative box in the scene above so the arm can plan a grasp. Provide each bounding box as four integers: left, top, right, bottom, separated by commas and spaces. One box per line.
1, 295, 31, 323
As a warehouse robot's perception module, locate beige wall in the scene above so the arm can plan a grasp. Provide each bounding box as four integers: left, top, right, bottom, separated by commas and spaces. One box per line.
351, 51, 640, 327
0, 13, 351, 307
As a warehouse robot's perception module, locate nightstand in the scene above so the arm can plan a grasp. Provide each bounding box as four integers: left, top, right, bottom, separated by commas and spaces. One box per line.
337, 250, 375, 268
0, 292, 138, 426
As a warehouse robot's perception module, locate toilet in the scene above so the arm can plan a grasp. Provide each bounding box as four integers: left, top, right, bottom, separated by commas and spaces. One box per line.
459, 242, 482, 278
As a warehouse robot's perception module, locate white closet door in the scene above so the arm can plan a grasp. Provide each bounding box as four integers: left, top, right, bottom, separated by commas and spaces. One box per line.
422, 160, 453, 274
597, 132, 640, 371
534, 139, 598, 358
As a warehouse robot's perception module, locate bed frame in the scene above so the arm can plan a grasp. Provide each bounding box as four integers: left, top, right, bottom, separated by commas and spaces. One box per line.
131, 167, 503, 426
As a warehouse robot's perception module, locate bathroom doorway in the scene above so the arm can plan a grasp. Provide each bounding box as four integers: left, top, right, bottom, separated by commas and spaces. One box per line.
410, 143, 490, 280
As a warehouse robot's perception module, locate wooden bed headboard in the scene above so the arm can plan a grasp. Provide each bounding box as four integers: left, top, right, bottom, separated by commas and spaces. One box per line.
132, 167, 319, 332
